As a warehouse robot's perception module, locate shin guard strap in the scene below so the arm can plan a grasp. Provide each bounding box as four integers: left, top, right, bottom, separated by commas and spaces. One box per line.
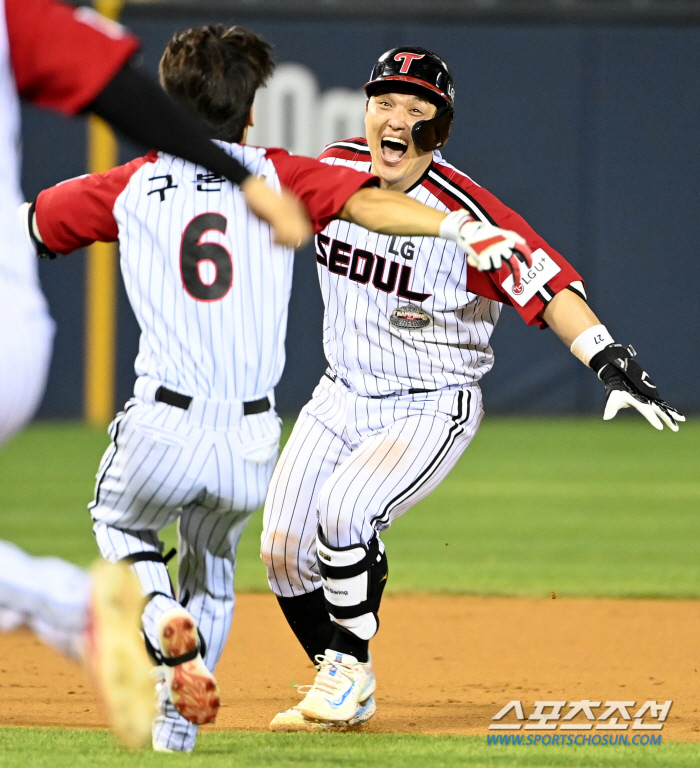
144, 627, 207, 667
120, 547, 176, 565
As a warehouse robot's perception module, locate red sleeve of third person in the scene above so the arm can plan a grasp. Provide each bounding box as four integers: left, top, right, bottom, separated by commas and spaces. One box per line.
6, 0, 139, 114
35, 153, 156, 254
265, 148, 379, 234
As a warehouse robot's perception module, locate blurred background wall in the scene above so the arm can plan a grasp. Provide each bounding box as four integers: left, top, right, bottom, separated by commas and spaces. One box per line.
23, 1, 700, 418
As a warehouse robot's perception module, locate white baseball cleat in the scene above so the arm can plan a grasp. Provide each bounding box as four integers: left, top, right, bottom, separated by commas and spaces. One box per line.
296, 650, 376, 723
83, 559, 155, 750
270, 694, 376, 731
156, 607, 220, 725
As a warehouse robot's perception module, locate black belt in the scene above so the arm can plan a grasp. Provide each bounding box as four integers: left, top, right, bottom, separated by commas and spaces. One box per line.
369, 387, 436, 399
155, 386, 270, 415
323, 372, 434, 398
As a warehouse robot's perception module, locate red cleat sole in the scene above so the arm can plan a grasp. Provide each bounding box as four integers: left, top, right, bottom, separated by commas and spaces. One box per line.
160, 613, 220, 725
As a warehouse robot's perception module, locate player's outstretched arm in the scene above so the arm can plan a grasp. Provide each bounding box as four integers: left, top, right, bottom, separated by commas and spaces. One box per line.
543, 290, 684, 431
339, 188, 531, 283
6, 0, 309, 249
338, 186, 445, 235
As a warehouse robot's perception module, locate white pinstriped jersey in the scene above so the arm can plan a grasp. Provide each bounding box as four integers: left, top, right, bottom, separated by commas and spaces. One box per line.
0, 3, 34, 293
1, 0, 135, 309
1, 0, 136, 448
317, 138, 582, 398
36, 143, 375, 403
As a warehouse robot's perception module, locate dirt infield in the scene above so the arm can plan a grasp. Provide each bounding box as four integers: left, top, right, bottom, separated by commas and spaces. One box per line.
1, 594, 698, 740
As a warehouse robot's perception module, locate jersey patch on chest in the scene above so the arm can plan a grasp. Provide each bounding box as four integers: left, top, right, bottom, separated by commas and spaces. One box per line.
500, 248, 561, 306
389, 303, 433, 330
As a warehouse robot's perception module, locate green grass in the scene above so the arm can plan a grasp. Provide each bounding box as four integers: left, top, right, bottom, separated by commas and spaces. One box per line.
0, 417, 697, 598
0, 729, 698, 768
382, 416, 700, 597
1, 419, 699, 765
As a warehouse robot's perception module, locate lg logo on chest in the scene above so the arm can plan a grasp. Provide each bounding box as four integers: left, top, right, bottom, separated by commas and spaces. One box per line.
315, 235, 432, 302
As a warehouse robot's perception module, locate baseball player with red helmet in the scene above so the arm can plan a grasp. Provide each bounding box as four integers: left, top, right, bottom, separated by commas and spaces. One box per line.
25, 27, 533, 752
261, 46, 684, 731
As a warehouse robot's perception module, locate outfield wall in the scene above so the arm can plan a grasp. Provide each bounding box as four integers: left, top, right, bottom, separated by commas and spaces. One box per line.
23, 7, 700, 417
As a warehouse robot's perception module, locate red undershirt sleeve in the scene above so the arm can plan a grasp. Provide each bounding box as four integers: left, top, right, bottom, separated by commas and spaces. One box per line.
35, 153, 156, 254
265, 148, 379, 234
6, 0, 139, 115
428, 167, 583, 329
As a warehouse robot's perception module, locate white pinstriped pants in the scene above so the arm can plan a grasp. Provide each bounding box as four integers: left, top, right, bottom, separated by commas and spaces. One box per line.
90, 392, 281, 752
262, 375, 483, 598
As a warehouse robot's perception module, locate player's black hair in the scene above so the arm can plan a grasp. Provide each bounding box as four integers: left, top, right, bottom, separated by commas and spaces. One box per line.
159, 25, 274, 144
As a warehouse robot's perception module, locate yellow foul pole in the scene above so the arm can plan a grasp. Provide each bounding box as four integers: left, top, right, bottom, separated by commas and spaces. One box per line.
85, 0, 124, 425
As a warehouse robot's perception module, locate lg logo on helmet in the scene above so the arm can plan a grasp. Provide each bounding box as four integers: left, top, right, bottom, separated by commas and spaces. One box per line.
393, 52, 425, 74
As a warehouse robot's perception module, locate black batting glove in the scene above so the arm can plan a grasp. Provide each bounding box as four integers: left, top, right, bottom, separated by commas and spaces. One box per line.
589, 343, 685, 432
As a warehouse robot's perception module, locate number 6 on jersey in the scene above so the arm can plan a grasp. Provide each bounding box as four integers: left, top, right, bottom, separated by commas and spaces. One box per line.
180, 213, 232, 302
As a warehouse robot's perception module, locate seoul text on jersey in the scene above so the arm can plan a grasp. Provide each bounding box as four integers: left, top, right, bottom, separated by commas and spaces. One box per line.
315, 234, 432, 302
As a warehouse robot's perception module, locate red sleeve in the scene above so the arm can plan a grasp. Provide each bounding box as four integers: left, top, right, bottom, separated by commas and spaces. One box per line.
426, 164, 583, 329
35, 153, 156, 254
265, 147, 379, 235
7, 0, 139, 115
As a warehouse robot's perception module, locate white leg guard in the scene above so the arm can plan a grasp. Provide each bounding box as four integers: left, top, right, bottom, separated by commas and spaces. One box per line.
316, 530, 387, 640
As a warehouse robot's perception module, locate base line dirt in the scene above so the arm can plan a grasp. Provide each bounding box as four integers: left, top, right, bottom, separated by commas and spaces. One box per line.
1, 594, 698, 740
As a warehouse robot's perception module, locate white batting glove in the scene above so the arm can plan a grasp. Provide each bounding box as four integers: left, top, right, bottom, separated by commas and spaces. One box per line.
590, 343, 685, 432
603, 389, 684, 431
439, 210, 533, 285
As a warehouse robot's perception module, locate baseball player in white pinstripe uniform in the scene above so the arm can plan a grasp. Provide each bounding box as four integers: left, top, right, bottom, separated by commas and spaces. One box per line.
27, 29, 530, 752
261, 46, 684, 731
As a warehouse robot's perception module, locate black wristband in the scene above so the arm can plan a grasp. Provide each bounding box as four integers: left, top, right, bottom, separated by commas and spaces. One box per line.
589, 343, 633, 378
87, 62, 252, 187
27, 202, 58, 259
590, 343, 661, 401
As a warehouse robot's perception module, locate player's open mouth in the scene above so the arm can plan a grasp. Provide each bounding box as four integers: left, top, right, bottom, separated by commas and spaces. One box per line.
380, 137, 408, 164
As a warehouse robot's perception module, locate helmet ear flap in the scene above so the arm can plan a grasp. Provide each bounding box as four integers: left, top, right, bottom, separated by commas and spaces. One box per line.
411, 105, 454, 152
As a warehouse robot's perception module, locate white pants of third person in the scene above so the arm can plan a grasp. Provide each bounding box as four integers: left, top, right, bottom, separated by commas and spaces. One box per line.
91, 387, 281, 752
0, 294, 54, 448
0, 539, 89, 660
261, 375, 483, 598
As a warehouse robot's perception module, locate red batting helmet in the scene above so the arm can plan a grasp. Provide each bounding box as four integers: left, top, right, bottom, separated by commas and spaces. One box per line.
364, 46, 455, 152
